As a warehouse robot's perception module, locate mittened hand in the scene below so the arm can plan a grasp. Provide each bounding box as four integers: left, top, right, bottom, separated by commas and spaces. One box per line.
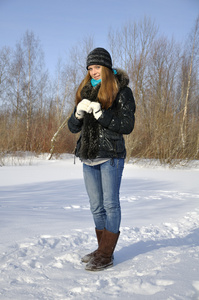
87, 102, 102, 119
75, 99, 91, 119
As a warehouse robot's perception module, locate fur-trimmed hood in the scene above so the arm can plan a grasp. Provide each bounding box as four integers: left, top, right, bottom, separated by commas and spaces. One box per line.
114, 68, 129, 89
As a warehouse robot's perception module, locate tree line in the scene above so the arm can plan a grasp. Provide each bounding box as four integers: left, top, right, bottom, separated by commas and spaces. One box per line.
0, 16, 199, 165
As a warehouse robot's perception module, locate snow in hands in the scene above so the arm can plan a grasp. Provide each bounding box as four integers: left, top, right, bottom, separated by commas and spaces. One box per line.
0, 154, 199, 299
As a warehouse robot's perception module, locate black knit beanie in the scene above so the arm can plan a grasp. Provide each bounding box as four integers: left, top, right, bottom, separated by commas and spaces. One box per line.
86, 47, 112, 70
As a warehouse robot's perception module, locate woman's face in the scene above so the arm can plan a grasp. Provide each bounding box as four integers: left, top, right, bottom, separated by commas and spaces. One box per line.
88, 65, 102, 80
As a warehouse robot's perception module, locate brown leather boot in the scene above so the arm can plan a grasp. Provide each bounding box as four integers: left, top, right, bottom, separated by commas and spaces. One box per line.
85, 228, 120, 271
81, 229, 103, 263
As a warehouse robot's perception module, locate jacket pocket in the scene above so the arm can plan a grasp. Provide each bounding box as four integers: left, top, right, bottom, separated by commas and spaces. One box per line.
102, 130, 125, 154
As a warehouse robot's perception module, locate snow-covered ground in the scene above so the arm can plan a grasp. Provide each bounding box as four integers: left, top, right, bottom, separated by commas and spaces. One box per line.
0, 154, 199, 300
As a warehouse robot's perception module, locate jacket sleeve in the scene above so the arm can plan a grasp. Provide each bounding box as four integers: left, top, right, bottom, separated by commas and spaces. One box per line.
67, 108, 83, 133
97, 87, 135, 134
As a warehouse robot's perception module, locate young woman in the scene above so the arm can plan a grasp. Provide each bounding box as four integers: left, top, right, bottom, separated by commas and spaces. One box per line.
68, 47, 135, 271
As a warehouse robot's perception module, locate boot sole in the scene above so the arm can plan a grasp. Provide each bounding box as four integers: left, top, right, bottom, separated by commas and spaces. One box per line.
82, 254, 114, 264
85, 261, 113, 271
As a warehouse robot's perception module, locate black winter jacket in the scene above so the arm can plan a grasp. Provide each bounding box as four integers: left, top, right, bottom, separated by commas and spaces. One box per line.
68, 69, 135, 160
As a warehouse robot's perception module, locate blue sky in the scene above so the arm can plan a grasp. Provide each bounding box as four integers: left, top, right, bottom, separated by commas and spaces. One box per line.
0, 0, 198, 75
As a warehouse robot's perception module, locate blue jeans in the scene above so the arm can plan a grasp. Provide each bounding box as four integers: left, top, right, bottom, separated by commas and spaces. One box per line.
83, 158, 124, 234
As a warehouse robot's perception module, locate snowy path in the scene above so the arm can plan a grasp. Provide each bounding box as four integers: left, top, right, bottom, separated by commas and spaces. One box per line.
0, 156, 199, 299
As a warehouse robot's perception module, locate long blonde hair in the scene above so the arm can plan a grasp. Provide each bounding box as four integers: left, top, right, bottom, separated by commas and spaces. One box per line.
75, 66, 119, 109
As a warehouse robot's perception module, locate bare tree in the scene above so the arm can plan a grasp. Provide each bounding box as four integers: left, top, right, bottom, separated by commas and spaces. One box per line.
180, 16, 199, 152
48, 58, 71, 159
0, 47, 11, 100
48, 36, 95, 159
21, 31, 47, 150
1, 31, 48, 152
108, 17, 159, 161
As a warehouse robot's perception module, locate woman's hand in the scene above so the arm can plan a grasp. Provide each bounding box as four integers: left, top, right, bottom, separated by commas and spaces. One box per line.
87, 102, 102, 119
75, 99, 91, 119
